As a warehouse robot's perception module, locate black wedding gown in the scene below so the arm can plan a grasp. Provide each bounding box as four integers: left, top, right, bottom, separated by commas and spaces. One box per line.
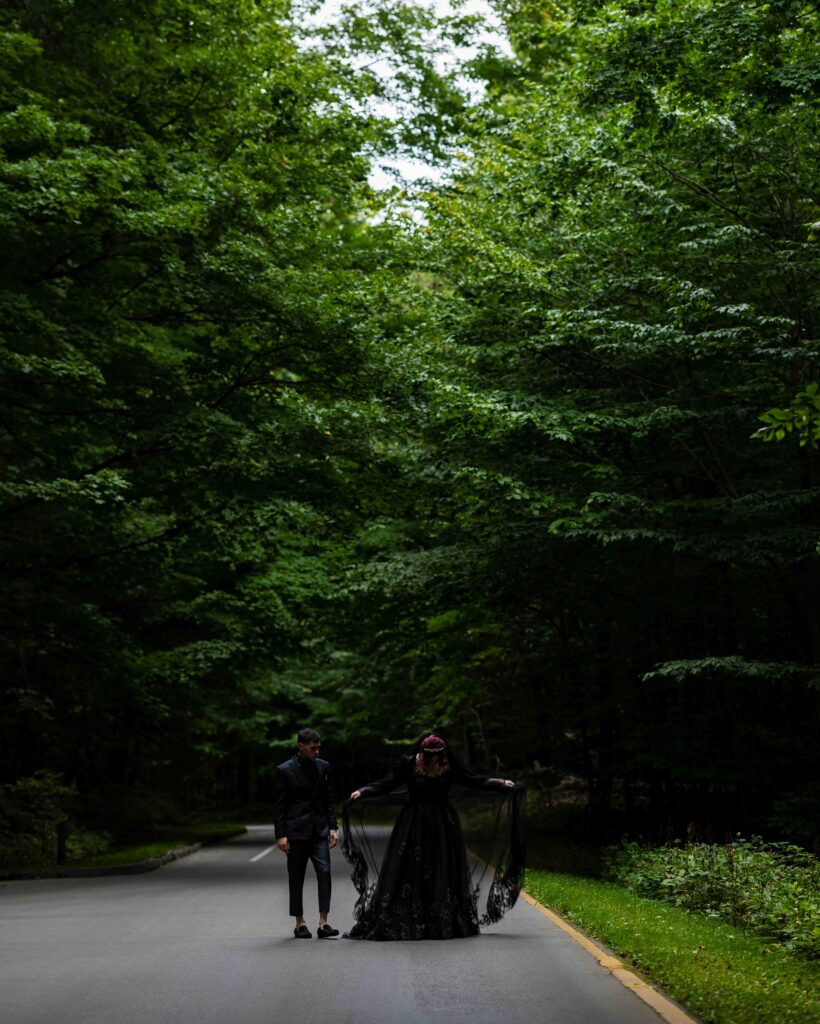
342, 755, 526, 941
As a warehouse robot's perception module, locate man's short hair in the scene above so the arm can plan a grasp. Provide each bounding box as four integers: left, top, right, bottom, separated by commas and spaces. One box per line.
297, 727, 321, 745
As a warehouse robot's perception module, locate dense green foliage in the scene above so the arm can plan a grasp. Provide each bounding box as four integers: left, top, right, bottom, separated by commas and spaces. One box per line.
607, 837, 820, 958
758, 382, 820, 448
0, 769, 76, 865
1, 0, 818, 861
526, 869, 820, 1024
0, 0, 451, 840
313, 0, 820, 840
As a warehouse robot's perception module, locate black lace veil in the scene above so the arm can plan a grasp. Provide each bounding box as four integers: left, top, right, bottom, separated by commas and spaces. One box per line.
341, 732, 526, 937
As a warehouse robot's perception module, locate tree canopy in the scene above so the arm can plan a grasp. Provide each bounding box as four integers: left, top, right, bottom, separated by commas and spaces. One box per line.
1, 0, 818, 852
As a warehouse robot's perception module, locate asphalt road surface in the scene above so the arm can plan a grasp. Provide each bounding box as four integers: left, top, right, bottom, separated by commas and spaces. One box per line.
2, 827, 669, 1024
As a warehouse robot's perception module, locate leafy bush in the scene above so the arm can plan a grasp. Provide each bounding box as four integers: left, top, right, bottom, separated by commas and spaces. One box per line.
0, 771, 110, 868
64, 830, 112, 862
0, 771, 76, 868
606, 837, 820, 959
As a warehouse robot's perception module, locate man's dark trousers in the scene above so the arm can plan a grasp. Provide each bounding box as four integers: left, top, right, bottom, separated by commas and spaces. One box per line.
287, 833, 331, 917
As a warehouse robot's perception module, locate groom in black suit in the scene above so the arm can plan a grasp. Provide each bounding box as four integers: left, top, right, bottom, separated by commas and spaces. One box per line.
273, 727, 339, 939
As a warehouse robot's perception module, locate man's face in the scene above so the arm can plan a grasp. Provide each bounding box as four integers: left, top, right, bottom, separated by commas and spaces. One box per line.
298, 740, 321, 761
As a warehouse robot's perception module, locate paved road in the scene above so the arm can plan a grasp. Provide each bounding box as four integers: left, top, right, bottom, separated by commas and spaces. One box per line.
1, 827, 668, 1024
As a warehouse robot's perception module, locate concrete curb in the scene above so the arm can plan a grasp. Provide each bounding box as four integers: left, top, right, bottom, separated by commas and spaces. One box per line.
520, 890, 702, 1024
0, 829, 247, 881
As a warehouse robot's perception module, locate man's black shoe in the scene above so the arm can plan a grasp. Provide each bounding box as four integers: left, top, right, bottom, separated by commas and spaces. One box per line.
317, 924, 339, 939
293, 925, 312, 939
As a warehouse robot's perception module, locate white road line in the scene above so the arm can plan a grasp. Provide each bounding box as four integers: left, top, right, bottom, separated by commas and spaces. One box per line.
250, 845, 277, 863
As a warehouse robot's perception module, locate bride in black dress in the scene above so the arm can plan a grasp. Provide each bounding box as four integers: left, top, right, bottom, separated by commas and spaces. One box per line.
342, 732, 525, 940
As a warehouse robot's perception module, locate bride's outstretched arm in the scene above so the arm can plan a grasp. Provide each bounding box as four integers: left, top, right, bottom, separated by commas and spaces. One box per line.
452, 761, 515, 789
349, 760, 406, 799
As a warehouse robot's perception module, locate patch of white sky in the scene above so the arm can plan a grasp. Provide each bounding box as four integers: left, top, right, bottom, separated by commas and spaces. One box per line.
300, 0, 512, 190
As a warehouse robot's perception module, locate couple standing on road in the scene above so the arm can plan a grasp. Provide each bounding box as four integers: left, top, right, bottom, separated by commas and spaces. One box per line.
273, 727, 526, 941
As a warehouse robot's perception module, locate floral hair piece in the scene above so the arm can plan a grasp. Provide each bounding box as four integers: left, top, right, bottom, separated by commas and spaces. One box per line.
415, 734, 448, 777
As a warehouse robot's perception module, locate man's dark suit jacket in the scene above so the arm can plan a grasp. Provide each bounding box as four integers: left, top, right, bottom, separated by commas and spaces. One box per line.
273, 755, 338, 841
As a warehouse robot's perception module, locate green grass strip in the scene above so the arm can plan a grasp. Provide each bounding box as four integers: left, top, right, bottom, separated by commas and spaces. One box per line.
525, 869, 820, 1024
67, 824, 246, 867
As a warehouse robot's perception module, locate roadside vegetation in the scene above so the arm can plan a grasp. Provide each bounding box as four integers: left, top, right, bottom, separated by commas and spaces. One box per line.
525, 867, 820, 1024
63, 824, 246, 868
0, 767, 245, 869
607, 837, 820, 960
524, 814, 819, 1023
